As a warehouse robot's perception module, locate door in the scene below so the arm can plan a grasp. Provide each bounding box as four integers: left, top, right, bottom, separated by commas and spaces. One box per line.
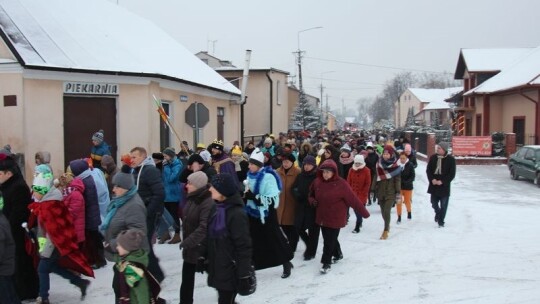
513, 117, 525, 145
64, 97, 117, 169
217, 107, 224, 140
465, 118, 472, 136
475, 114, 482, 136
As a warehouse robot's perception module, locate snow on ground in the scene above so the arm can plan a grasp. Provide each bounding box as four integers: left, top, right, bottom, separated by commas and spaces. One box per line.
43, 161, 540, 304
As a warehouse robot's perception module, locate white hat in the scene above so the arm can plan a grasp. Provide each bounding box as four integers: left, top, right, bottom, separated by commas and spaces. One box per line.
249, 148, 265, 167
317, 148, 325, 156
354, 154, 365, 165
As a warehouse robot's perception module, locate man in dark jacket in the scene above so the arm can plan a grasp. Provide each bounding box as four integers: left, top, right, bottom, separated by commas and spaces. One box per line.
129, 147, 165, 282
179, 154, 217, 183
0, 153, 39, 300
426, 142, 456, 228
0, 205, 21, 304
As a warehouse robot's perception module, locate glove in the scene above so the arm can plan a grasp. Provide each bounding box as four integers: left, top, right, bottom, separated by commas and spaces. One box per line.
196, 257, 207, 274
395, 194, 402, 203
244, 190, 257, 200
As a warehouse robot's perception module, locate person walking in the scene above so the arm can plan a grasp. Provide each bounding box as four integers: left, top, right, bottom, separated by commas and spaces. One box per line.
291, 155, 319, 261
365, 144, 379, 206
161, 147, 183, 244
244, 149, 293, 279
397, 152, 415, 224
347, 155, 371, 233
276, 154, 301, 254
426, 142, 456, 228
309, 159, 370, 273
206, 174, 253, 304
179, 172, 214, 304
0, 153, 39, 300
0, 206, 21, 304
129, 147, 165, 282
375, 145, 401, 240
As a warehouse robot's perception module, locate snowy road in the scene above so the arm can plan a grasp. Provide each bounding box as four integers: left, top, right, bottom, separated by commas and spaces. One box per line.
45, 162, 540, 304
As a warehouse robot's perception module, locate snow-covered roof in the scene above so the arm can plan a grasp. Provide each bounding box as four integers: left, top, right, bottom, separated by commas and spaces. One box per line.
422, 101, 450, 111
0, 0, 240, 95
215, 66, 290, 75
408, 87, 462, 104
466, 46, 540, 95
454, 48, 532, 79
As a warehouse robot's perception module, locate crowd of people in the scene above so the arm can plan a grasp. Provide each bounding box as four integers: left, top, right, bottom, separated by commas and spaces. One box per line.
0, 128, 456, 303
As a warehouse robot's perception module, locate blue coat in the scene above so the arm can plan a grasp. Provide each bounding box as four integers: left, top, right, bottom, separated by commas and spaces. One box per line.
162, 158, 183, 203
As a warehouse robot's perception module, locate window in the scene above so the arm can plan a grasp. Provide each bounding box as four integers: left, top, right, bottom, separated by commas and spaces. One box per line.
276, 80, 281, 105
516, 147, 527, 158
524, 149, 535, 160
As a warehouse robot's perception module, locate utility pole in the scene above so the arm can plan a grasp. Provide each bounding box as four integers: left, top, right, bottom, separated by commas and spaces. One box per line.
319, 83, 324, 130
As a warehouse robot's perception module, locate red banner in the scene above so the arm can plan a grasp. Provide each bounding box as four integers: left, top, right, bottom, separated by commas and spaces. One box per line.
452, 136, 492, 156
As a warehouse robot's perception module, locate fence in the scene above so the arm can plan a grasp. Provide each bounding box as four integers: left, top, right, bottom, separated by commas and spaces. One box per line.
242, 134, 266, 146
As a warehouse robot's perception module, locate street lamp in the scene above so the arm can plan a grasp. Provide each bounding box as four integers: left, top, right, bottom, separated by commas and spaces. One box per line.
297, 26, 323, 51
296, 26, 323, 91
320, 71, 335, 130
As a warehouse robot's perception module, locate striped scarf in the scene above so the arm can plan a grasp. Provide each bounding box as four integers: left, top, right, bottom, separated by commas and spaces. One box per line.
376, 157, 401, 181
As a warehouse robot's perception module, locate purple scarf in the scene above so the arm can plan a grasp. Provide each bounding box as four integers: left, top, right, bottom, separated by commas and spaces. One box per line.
209, 203, 229, 238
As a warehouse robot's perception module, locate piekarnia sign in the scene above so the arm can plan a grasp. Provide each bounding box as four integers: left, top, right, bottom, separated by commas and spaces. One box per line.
64, 82, 119, 95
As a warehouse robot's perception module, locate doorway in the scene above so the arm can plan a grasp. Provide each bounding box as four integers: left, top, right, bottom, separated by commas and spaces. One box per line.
217, 107, 224, 140
513, 116, 525, 145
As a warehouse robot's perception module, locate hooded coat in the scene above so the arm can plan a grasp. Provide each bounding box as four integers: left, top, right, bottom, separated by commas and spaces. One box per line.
309, 160, 370, 229
181, 185, 214, 264
62, 179, 86, 243
347, 165, 372, 204
162, 157, 183, 203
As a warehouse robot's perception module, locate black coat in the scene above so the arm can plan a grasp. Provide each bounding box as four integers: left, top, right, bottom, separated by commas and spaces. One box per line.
0, 174, 39, 300
0, 211, 15, 276
179, 163, 217, 183
292, 168, 317, 230
426, 153, 456, 197
206, 193, 252, 292
400, 162, 416, 190
133, 164, 165, 219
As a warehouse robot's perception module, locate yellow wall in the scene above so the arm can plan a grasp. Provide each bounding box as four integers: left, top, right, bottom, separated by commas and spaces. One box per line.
0, 39, 15, 60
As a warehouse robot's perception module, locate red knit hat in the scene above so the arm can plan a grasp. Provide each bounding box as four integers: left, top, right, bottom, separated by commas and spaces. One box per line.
383, 145, 396, 156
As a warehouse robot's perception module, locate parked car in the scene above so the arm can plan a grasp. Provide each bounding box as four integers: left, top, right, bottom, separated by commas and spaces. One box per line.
508, 145, 540, 187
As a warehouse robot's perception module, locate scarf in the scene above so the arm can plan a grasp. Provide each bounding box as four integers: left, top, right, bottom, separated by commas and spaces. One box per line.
245, 166, 282, 223
352, 163, 366, 171
339, 153, 354, 165
434, 154, 446, 175
101, 186, 138, 231
209, 202, 230, 238
376, 157, 401, 181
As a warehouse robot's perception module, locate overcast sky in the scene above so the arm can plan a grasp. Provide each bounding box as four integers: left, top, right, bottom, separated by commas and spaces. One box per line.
113, 0, 540, 112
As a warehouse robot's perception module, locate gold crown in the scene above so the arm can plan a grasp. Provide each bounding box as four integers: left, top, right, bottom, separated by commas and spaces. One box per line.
212, 139, 224, 147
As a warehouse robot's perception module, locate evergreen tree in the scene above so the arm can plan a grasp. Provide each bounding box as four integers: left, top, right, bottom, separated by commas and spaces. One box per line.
291, 91, 320, 130
405, 107, 415, 126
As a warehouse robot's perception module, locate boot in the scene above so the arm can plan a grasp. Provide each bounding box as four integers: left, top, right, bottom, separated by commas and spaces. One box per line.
352, 223, 360, 233
36, 297, 50, 304
380, 230, 389, 240
75, 279, 91, 300
396, 215, 401, 224
168, 232, 182, 244
407, 212, 412, 220
158, 231, 171, 244
281, 261, 293, 278
320, 263, 331, 274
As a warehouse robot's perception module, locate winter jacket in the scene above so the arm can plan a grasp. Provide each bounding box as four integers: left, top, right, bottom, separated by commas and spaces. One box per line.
62, 179, 86, 243
365, 152, 379, 176
276, 166, 301, 226
376, 168, 401, 201
426, 153, 456, 197
339, 153, 354, 180
86, 168, 110, 220
114, 249, 150, 304
206, 193, 252, 292
181, 185, 214, 264
0, 211, 15, 276
77, 175, 101, 230
133, 158, 165, 221
162, 157, 183, 203
211, 153, 240, 190
347, 166, 372, 204
103, 193, 149, 262
400, 161, 415, 190
291, 167, 317, 230
90, 141, 111, 170
309, 160, 370, 229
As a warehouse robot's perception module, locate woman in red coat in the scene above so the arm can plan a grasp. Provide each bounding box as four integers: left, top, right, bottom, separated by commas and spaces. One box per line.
309, 159, 370, 274
346, 155, 372, 233
60, 175, 86, 245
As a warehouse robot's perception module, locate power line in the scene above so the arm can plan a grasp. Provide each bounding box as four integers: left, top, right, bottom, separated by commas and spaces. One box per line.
304, 56, 453, 74
303, 75, 384, 86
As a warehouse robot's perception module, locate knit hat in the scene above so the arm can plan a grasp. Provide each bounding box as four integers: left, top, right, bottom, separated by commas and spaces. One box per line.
112, 165, 135, 190
116, 229, 144, 252
231, 145, 242, 156
187, 171, 208, 190
152, 152, 164, 161
0, 153, 17, 172
69, 159, 89, 177
438, 142, 450, 153
210, 173, 238, 197
282, 153, 296, 163
353, 155, 366, 169
383, 145, 396, 156
162, 147, 176, 158
208, 139, 224, 152
303, 155, 316, 167
188, 153, 205, 165
249, 148, 265, 167
92, 129, 104, 143
264, 137, 273, 145
32, 164, 53, 195
0, 145, 11, 155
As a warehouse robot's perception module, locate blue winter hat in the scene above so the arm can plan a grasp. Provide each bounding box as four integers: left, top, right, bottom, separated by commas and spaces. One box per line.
303, 155, 316, 167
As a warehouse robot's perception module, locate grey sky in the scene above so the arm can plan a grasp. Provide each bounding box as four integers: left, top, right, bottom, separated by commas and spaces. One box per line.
115, 0, 540, 112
